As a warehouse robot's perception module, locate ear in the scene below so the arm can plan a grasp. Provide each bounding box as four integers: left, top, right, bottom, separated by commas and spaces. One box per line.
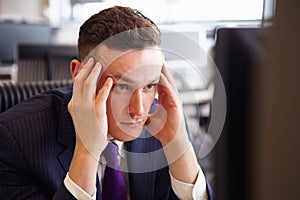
70, 59, 82, 79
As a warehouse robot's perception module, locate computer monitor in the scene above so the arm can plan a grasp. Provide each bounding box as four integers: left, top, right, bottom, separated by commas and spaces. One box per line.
213, 27, 266, 200
0, 22, 53, 64
159, 25, 211, 91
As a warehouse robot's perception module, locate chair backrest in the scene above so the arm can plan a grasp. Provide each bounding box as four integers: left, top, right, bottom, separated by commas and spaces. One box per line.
47, 45, 76, 80
17, 59, 48, 82
17, 44, 76, 83
0, 80, 73, 113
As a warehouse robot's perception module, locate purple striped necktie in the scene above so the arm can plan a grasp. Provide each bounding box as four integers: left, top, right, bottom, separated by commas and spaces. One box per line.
102, 142, 127, 200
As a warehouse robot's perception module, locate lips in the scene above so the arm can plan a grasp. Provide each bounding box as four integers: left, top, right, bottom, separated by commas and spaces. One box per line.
120, 120, 145, 127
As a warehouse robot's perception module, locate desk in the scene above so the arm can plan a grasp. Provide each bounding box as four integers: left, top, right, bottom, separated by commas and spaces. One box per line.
179, 83, 214, 105
165, 59, 214, 105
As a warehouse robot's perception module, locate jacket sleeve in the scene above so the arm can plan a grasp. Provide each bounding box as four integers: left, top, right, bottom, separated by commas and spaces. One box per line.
206, 181, 216, 200
52, 184, 77, 200
0, 123, 75, 200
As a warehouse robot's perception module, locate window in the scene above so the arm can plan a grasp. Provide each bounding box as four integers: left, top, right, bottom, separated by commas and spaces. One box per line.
70, 0, 265, 24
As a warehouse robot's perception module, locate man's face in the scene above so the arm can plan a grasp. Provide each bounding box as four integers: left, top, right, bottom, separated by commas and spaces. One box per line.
95, 46, 163, 141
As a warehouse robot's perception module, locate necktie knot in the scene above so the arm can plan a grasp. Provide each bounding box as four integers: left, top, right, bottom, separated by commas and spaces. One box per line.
102, 142, 119, 169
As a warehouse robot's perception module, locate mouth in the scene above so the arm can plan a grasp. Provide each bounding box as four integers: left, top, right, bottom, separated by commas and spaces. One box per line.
119, 120, 145, 127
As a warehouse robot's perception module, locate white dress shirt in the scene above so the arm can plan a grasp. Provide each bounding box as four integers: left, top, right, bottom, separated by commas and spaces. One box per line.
64, 141, 208, 200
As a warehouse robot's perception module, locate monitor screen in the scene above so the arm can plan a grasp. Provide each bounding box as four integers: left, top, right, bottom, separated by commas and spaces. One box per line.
0, 22, 53, 64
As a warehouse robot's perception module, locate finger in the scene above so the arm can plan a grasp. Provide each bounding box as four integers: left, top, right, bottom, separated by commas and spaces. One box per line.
157, 73, 181, 105
82, 62, 103, 102
158, 73, 175, 95
95, 77, 113, 106
73, 57, 95, 100
145, 104, 167, 136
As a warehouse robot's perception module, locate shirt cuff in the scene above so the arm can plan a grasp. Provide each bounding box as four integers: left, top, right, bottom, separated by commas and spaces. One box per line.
64, 172, 97, 200
170, 165, 208, 200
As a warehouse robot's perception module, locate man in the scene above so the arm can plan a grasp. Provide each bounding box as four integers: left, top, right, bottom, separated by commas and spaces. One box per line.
0, 6, 214, 199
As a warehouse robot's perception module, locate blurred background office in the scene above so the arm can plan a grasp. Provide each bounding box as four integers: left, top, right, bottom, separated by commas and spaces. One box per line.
0, 0, 269, 81
1, 0, 300, 200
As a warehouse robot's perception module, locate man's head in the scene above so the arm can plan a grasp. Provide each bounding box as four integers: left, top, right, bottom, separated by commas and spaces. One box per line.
77, 6, 161, 61
70, 6, 164, 141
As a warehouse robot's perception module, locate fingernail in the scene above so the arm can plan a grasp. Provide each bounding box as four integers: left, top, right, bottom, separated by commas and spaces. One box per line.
107, 77, 113, 83
89, 57, 94, 63
95, 62, 101, 67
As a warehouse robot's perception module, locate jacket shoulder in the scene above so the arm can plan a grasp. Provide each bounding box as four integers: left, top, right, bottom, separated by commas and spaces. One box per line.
0, 87, 72, 124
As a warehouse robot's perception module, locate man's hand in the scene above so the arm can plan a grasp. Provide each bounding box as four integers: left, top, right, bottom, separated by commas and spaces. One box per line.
67, 58, 113, 195
146, 63, 188, 146
146, 62, 200, 184
68, 57, 113, 159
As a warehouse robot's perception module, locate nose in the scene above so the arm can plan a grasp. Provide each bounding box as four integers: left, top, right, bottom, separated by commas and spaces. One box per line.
128, 90, 144, 118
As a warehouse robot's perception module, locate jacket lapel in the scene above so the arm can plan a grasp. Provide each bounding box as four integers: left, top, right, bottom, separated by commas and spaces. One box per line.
125, 129, 165, 200
56, 88, 75, 172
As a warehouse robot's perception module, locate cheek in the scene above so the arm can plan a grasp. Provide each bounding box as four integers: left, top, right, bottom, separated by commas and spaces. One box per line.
143, 92, 156, 111
107, 93, 128, 119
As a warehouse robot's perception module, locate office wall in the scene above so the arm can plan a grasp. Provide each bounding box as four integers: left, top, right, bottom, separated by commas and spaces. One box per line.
0, 0, 47, 21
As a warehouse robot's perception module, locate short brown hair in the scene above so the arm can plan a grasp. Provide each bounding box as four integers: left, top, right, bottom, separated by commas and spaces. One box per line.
77, 6, 161, 61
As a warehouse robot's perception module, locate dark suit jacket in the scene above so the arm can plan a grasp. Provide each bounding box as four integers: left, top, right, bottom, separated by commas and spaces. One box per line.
0, 87, 215, 200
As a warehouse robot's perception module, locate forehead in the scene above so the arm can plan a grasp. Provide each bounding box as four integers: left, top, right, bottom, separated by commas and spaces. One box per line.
94, 45, 163, 84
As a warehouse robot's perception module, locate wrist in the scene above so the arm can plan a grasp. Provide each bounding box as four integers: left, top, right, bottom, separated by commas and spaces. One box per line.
161, 129, 191, 164
68, 138, 101, 195
74, 134, 107, 160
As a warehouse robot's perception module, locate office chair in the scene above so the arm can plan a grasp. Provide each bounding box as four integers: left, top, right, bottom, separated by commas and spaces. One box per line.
16, 44, 76, 83
0, 80, 72, 113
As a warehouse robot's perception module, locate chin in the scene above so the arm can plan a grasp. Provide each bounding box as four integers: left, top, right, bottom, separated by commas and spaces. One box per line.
109, 128, 142, 142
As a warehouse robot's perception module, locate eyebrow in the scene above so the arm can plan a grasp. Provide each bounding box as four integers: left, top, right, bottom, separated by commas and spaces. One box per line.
111, 76, 134, 83
111, 75, 160, 84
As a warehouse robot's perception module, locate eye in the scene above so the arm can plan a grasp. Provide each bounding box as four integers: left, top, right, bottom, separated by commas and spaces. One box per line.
143, 84, 156, 91
113, 83, 130, 93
